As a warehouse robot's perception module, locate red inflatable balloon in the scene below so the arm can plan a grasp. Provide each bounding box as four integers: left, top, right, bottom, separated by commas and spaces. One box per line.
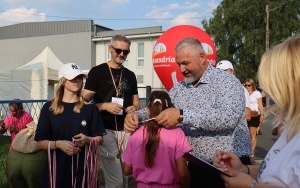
152, 25, 217, 91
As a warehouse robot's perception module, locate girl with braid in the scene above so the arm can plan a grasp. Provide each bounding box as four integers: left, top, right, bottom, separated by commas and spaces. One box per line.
122, 90, 192, 188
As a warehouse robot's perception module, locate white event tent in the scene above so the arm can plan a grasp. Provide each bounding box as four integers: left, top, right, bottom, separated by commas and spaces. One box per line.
0, 47, 64, 100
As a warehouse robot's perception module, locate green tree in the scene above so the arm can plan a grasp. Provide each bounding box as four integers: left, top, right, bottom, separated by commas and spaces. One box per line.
202, 0, 300, 83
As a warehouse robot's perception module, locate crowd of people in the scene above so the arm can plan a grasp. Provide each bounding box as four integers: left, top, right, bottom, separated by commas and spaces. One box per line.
0, 34, 299, 188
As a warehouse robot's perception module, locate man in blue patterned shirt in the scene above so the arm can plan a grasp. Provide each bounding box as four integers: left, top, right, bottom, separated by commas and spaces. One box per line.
125, 37, 252, 187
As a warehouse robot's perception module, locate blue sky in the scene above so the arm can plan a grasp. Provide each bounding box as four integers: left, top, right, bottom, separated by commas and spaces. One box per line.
0, 0, 221, 31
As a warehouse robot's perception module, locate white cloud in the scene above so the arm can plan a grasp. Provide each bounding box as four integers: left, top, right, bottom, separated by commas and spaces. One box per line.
170, 12, 202, 27
145, 9, 173, 20
0, 7, 46, 26
110, 0, 129, 3
167, 3, 180, 10
183, 2, 201, 9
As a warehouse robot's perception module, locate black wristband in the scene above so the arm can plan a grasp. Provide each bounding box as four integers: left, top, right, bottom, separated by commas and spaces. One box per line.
177, 109, 184, 123
83, 97, 92, 103
245, 165, 250, 175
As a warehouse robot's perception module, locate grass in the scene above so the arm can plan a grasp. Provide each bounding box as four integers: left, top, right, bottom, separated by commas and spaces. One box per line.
0, 135, 10, 188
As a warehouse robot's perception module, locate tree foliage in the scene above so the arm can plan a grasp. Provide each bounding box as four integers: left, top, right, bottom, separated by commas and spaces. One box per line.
202, 0, 300, 83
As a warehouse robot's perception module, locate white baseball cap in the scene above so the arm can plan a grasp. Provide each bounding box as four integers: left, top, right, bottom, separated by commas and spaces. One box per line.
58, 63, 86, 80
216, 60, 234, 70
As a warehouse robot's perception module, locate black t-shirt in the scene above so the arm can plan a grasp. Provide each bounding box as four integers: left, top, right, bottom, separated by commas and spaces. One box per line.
35, 101, 106, 187
84, 63, 138, 130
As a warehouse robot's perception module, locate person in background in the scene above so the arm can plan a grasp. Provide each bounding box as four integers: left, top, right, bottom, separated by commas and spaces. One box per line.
243, 78, 264, 156
0, 100, 45, 188
124, 37, 252, 188
1, 100, 33, 150
216, 60, 251, 121
35, 63, 106, 187
213, 35, 300, 188
82, 34, 140, 188
122, 90, 192, 188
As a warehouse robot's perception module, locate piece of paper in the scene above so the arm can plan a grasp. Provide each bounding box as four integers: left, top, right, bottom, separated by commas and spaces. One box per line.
112, 97, 124, 115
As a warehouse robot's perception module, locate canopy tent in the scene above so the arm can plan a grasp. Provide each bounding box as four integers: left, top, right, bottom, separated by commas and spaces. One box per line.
0, 47, 64, 100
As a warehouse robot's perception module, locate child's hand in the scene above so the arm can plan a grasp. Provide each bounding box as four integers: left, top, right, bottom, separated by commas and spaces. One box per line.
73, 133, 91, 147
8, 125, 19, 133
57, 140, 80, 155
0, 120, 6, 134
0, 120, 4, 128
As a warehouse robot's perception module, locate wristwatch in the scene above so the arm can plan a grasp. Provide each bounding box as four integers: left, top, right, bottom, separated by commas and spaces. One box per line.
249, 180, 257, 188
177, 109, 183, 123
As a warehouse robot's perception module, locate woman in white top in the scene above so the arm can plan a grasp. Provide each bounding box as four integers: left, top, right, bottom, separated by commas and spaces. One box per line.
213, 35, 300, 187
244, 78, 264, 155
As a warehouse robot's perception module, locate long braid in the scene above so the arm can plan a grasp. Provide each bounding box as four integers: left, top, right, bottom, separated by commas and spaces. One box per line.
144, 91, 174, 167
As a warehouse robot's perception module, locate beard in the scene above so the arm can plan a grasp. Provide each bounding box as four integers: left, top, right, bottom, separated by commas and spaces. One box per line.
112, 54, 126, 65
183, 70, 198, 84
184, 75, 198, 84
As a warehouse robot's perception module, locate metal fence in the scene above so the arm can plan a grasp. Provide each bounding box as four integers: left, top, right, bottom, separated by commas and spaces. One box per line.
0, 100, 47, 187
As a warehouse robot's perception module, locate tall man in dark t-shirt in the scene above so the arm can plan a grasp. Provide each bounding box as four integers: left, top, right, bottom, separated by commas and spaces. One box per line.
82, 35, 140, 188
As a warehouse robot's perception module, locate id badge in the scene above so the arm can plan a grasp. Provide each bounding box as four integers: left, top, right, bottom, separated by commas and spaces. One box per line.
112, 97, 124, 115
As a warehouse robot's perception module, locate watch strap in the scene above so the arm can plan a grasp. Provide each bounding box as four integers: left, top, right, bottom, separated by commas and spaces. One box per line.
249, 180, 257, 188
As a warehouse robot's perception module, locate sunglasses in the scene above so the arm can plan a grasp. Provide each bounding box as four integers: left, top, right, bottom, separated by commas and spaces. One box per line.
111, 45, 130, 55
244, 84, 252, 87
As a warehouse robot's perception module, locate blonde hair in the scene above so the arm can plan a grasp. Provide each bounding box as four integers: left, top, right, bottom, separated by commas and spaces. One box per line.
258, 35, 300, 141
50, 78, 85, 115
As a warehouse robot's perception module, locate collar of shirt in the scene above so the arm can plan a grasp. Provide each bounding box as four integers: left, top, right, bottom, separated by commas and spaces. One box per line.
181, 64, 214, 87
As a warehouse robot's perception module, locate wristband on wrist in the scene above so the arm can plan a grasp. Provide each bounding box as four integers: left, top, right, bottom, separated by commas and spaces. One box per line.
54, 141, 58, 149
82, 96, 92, 103
177, 109, 183, 123
245, 165, 250, 175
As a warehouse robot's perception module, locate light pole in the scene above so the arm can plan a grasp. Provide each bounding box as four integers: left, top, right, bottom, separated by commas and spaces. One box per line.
265, 5, 269, 51
265, 3, 287, 108
265, 3, 288, 51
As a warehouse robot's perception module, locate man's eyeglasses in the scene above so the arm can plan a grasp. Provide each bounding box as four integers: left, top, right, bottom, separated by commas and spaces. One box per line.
244, 84, 252, 87
111, 45, 130, 55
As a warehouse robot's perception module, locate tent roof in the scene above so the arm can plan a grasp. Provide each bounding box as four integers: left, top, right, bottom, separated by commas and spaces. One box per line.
17, 46, 64, 70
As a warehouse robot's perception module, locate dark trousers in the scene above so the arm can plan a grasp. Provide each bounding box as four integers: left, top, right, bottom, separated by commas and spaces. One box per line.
189, 156, 251, 188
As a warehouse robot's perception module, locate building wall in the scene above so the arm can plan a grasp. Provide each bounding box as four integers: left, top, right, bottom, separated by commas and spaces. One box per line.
0, 32, 94, 70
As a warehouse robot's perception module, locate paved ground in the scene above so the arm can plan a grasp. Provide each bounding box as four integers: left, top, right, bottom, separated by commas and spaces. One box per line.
98, 115, 277, 187
253, 114, 277, 164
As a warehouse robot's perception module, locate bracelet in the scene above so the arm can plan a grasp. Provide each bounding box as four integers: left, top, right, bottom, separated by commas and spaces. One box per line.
249, 180, 257, 188
245, 165, 250, 175
54, 141, 57, 149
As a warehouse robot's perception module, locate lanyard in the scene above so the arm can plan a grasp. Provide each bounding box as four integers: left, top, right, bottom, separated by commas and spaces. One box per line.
48, 141, 56, 188
114, 115, 126, 158
108, 64, 123, 97
108, 63, 126, 158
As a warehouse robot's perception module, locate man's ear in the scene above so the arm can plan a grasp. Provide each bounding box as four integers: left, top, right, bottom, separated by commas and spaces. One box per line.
108, 45, 112, 53
199, 52, 206, 65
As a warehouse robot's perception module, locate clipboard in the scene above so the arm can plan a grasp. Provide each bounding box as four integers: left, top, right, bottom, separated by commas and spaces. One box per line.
183, 152, 232, 177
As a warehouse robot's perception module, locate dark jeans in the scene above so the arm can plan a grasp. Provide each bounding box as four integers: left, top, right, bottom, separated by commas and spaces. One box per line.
188, 156, 251, 188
